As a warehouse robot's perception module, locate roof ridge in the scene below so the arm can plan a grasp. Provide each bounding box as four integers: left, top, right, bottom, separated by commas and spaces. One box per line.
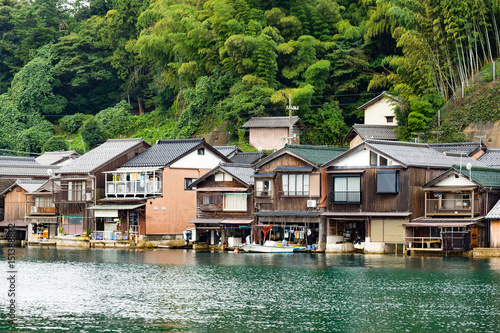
106, 138, 144, 142
157, 138, 205, 144
221, 162, 252, 168
366, 139, 428, 148
286, 144, 347, 150
453, 165, 500, 172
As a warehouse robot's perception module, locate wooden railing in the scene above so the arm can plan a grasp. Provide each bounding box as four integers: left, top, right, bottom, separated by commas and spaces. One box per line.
426, 198, 479, 216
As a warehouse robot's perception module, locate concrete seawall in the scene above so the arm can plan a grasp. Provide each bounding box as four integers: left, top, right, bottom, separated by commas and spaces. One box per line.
473, 248, 500, 257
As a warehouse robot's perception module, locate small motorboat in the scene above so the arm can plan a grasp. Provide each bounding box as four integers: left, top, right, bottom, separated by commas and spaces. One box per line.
241, 241, 305, 253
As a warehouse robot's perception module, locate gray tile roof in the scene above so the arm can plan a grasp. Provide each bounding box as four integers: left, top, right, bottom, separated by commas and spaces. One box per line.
230, 152, 266, 165
219, 163, 255, 186
428, 142, 484, 156
0, 164, 60, 177
344, 124, 398, 142
56, 139, 147, 174
122, 138, 209, 168
214, 145, 241, 157
0, 156, 39, 165
365, 140, 486, 168
1, 179, 47, 195
486, 199, 500, 219
478, 149, 500, 168
242, 116, 306, 129
36, 150, 79, 165
358, 91, 403, 110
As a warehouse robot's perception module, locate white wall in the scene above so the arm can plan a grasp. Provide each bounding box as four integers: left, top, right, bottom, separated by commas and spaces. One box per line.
434, 174, 476, 187
170, 148, 223, 169
364, 97, 399, 125
330, 149, 402, 167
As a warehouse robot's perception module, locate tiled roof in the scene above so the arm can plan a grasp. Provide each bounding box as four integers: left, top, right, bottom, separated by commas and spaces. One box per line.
57, 139, 148, 174
0, 156, 38, 165
214, 145, 241, 157
0, 164, 60, 177
219, 163, 255, 185
344, 124, 398, 142
230, 152, 266, 165
453, 165, 500, 187
122, 138, 210, 167
428, 142, 484, 156
242, 116, 306, 129
286, 145, 348, 166
486, 200, 500, 219
0, 179, 47, 195
357, 91, 403, 110
478, 149, 500, 168
35, 150, 79, 165
365, 140, 486, 168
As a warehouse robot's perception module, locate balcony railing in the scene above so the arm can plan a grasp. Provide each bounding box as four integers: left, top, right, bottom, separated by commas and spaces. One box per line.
426, 198, 480, 216
406, 236, 442, 250
106, 180, 162, 197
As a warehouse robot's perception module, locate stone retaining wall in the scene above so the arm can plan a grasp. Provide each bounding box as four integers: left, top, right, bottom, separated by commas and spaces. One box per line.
472, 248, 500, 257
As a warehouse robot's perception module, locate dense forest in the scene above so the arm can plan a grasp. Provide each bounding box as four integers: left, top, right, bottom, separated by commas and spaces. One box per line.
1, 0, 500, 154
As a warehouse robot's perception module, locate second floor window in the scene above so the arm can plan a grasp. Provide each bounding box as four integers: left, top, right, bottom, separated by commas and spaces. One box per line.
184, 178, 196, 190
282, 174, 309, 196
223, 194, 247, 211
68, 181, 85, 201
200, 193, 223, 206
256, 180, 271, 197
332, 175, 361, 203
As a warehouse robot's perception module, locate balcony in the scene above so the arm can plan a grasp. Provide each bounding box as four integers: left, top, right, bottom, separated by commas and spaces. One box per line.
26, 200, 56, 215
106, 180, 162, 197
425, 196, 479, 217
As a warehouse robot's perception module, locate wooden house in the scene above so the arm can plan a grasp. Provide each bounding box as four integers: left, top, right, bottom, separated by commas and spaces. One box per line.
487, 199, 500, 248
0, 179, 47, 241
25, 181, 59, 243
188, 163, 255, 248
242, 116, 306, 150
252, 144, 347, 250
405, 166, 500, 253
53, 139, 150, 237
106, 138, 231, 241
321, 140, 486, 254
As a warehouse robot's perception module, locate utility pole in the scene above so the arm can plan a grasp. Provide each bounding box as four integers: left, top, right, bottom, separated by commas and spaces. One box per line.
430, 131, 443, 149
474, 135, 486, 146
285, 96, 299, 144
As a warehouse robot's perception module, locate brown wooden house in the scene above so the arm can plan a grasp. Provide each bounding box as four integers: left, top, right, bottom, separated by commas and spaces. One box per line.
321, 140, 486, 254
53, 139, 150, 237
252, 144, 347, 250
188, 163, 255, 248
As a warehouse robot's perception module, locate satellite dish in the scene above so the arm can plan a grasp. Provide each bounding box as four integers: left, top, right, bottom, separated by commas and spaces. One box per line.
466, 163, 472, 170
47, 169, 53, 176
258, 147, 262, 152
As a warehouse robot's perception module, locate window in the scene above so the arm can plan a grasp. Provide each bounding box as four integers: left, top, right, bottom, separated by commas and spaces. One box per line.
200, 193, 223, 206
282, 174, 310, 196
197, 148, 205, 155
62, 216, 83, 225
377, 170, 399, 194
215, 172, 233, 182
332, 175, 361, 203
256, 180, 271, 197
370, 151, 378, 166
184, 178, 196, 190
386, 116, 394, 123
68, 181, 85, 201
223, 194, 247, 211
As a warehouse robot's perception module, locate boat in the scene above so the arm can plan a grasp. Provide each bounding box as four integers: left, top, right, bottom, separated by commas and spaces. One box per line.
241, 241, 305, 253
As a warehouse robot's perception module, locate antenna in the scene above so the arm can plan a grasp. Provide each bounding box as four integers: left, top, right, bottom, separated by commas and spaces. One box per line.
285, 96, 299, 144
474, 135, 486, 146
47, 169, 53, 176
466, 162, 472, 180
258, 147, 262, 152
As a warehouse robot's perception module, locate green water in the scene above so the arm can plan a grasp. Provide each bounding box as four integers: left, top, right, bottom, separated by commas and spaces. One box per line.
1, 247, 500, 332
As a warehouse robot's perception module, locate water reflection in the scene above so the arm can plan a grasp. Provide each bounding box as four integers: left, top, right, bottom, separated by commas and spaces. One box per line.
1, 247, 500, 332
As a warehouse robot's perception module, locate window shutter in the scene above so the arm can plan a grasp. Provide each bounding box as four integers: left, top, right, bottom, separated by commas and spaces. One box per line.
309, 174, 320, 197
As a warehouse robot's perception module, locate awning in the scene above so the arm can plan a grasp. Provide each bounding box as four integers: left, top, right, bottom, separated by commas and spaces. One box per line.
274, 167, 313, 172
189, 218, 223, 224
196, 187, 247, 192
254, 211, 320, 217
403, 222, 477, 227
189, 218, 253, 225
252, 173, 276, 178
88, 203, 146, 210
322, 212, 412, 217
222, 219, 253, 224
0, 220, 28, 227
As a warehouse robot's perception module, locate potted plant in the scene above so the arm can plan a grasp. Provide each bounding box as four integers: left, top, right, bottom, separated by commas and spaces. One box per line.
58, 226, 65, 236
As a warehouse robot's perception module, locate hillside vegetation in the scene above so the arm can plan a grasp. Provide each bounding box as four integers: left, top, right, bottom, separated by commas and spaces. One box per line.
1, 0, 500, 154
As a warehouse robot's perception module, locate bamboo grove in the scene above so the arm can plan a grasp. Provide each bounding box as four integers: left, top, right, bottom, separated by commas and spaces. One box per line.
0, 0, 499, 153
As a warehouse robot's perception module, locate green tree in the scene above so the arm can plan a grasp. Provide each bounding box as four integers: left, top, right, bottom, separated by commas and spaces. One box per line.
80, 117, 105, 149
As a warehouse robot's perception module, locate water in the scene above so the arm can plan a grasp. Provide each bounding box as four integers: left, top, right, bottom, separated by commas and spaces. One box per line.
1, 247, 500, 332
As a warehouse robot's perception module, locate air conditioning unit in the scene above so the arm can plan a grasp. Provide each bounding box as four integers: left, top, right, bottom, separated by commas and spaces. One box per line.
307, 200, 317, 208
31, 206, 38, 213
86, 192, 93, 201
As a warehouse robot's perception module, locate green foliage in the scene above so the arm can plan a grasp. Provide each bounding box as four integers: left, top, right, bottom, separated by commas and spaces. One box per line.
80, 117, 105, 149
43, 136, 68, 152
59, 113, 92, 134
95, 100, 132, 138
304, 101, 349, 145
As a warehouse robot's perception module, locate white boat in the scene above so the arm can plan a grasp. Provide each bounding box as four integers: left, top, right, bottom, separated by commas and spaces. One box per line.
241, 241, 304, 253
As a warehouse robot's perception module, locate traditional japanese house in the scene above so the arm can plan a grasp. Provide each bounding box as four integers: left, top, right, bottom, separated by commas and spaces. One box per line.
487, 199, 500, 248
229, 152, 267, 165
53, 139, 150, 237
405, 166, 500, 253
188, 163, 255, 248
25, 181, 59, 244
252, 144, 348, 250
321, 140, 486, 254
428, 142, 487, 160
242, 116, 306, 150
343, 124, 398, 148
114, 138, 231, 241
214, 145, 242, 159
35, 150, 80, 166
477, 149, 500, 168
0, 179, 47, 242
